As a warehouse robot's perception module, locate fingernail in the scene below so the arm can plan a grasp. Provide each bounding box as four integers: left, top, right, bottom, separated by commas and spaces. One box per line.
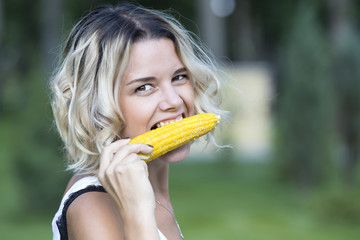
147, 144, 154, 148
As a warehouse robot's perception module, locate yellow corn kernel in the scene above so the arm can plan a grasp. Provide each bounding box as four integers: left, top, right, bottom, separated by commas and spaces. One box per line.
128, 113, 220, 161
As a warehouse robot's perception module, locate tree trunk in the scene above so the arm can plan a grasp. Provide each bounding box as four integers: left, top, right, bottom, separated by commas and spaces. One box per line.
328, 0, 350, 47
0, 0, 4, 113
196, 0, 227, 60
40, 0, 63, 76
233, 0, 256, 61
328, 0, 360, 187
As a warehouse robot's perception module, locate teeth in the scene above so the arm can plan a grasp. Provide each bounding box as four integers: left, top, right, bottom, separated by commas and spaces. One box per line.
155, 116, 183, 129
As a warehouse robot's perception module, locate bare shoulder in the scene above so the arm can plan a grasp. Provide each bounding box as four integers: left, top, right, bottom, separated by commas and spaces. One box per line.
66, 189, 124, 240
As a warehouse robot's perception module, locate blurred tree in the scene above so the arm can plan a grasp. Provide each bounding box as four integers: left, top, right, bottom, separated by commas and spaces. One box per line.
13, 71, 71, 214
0, 0, 2, 45
328, 0, 360, 187
276, 2, 336, 189
0, 0, 67, 215
231, 0, 257, 61
196, 0, 227, 59
0, 0, 3, 113
231, 0, 302, 62
40, 0, 63, 75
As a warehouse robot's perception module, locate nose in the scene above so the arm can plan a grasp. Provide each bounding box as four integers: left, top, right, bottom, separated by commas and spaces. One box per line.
158, 85, 183, 111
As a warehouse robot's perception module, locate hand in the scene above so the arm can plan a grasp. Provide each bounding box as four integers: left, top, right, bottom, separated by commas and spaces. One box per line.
98, 139, 155, 215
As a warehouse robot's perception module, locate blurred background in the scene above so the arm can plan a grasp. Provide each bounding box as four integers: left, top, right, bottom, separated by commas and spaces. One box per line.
1, 0, 360, 239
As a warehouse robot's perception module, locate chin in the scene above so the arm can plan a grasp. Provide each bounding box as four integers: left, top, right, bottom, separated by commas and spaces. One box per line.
158, 143, 191, 163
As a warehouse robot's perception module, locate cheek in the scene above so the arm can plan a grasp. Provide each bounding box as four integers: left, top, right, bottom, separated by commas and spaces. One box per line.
120, 97, 155, 137
183, 83, 195, 113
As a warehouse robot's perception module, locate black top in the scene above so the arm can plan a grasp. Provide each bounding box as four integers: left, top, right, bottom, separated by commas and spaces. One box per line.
56, 185, 106, 240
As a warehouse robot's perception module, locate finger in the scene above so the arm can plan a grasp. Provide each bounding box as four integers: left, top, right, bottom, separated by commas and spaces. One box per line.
103, 153, 148, 193
112, 153, 143, 169
99, 141, 153, 179
101, 138, 131, 160
111, 155, 150, 185
112, 142, 153, 164
99, 139, 131, 176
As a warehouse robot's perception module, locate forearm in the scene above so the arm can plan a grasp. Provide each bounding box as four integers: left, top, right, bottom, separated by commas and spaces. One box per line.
121, 208, 160, 240
98, 140, 159, 239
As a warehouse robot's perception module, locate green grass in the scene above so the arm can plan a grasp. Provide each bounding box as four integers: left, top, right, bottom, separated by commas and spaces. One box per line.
169, 160, 360, 240
0, 216, 52, 240
1, 160, 359, 239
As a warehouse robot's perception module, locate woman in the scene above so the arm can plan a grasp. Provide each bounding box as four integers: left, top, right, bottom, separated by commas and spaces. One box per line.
51, 3, 224, 240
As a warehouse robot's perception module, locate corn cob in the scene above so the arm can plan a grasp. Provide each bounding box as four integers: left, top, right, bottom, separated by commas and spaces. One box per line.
129, 113, 220, 161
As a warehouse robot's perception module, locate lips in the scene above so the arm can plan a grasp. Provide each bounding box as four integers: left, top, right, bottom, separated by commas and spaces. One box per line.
151, 114, 184, 130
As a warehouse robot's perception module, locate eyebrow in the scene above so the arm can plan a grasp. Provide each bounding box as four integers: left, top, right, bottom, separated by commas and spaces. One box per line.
126, 67, 187, 86
174, 67, 187, 75
126, 77, 155, 86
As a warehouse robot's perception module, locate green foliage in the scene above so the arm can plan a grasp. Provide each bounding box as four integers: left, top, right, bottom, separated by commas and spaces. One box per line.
0, 65, 70, 216
276, 3, 336, 188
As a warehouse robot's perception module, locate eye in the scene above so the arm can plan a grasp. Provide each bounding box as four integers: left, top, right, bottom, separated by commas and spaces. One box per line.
172, 74, 188, 82
135, 84, 153, 93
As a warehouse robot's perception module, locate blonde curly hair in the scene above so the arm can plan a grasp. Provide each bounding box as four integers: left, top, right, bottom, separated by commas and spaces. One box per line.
50, 3, 225, 174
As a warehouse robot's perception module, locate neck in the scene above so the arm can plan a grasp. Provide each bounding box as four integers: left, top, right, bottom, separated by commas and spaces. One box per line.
147, 160, 170, 200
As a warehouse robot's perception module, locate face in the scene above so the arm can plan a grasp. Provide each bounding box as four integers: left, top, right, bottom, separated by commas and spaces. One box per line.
119, 38, 195, 163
